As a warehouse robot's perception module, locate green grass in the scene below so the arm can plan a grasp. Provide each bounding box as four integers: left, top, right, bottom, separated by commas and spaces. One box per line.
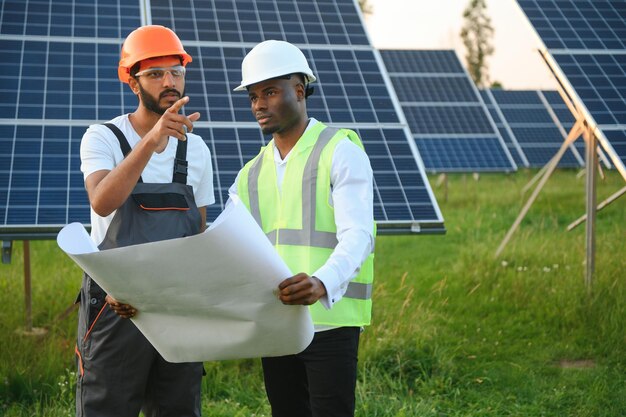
1, 170, 625, 416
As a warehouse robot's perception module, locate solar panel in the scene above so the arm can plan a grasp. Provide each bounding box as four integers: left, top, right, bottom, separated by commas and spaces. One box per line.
541, 91, 576, 128
151, 0, 370, 46
381, 49, 517, 172
0, 0, 141, 38
602, 129, 626, 163
551, 53, 626, 126
516, 0, 626, 50
0, 0, 444, 238
0, 39, 136, 121
482, 89, 584, 168
517, 0, 626, 180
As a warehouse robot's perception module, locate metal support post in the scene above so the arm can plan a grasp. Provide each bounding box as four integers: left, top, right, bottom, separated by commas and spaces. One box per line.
23, 240, 32, 332
584, 127, 597, 290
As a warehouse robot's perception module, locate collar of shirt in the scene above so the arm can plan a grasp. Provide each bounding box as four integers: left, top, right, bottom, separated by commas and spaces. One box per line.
272, 118, 318, 192
272, 118, 318, 164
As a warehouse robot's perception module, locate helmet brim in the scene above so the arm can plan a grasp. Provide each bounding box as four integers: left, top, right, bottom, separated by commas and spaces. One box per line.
233, 73, 317, 92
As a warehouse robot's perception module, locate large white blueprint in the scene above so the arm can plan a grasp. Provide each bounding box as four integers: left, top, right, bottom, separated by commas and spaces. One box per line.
57, 197, 314, 363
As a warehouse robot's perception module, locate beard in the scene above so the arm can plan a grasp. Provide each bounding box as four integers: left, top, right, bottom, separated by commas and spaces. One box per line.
137, 83, 185, 115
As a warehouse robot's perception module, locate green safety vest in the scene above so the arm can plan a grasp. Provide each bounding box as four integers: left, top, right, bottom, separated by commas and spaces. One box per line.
238, 122, 375, 327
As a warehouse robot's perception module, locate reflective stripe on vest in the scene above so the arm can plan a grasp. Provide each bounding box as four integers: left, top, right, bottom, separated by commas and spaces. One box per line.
247, 126, 372, 301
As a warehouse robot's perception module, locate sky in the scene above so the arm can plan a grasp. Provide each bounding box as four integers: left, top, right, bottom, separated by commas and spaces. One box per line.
362, 0, 559, 90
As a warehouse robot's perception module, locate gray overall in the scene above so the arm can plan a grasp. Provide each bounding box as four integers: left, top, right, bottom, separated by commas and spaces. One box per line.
75, 124, 203, 417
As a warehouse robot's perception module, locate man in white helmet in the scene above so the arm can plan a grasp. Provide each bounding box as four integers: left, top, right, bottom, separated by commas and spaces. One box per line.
229, 40, 375, 417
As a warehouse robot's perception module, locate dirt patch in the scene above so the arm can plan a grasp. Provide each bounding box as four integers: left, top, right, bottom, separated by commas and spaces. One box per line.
558, 359, 596, 369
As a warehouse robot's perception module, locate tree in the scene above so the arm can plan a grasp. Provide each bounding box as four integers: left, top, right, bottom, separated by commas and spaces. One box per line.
358, 0, 373, 15
460, 0, 495, 87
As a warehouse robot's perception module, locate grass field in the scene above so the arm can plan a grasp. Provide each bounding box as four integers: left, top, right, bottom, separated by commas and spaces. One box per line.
1, 170, 625, 416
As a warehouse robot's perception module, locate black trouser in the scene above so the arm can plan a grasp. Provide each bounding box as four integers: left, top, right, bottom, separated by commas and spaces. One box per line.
261, 327, 361, 417
76, 276, 203, 417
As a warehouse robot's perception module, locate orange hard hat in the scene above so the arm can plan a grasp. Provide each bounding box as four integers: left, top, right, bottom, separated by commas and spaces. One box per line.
118, 25, 192, 84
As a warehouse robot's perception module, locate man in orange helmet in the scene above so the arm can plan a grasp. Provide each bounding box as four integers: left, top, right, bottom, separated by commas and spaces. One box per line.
76, 25, 213, 417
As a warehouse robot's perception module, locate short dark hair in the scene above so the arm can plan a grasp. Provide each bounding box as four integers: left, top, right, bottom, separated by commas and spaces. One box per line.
295, 73, 306, 85
129, 62, 141, 79
247, 73, 314, 98
285, 73, 314, 98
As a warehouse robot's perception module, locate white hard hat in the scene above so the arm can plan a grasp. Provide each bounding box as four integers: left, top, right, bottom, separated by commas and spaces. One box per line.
233, 40, 316, 91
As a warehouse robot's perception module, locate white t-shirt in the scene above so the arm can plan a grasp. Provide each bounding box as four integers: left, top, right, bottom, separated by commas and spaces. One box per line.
80, 114, 215, 246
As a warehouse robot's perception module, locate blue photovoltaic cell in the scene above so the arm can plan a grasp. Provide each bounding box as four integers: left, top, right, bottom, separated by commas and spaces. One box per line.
402, 106, 496, 135
478, 89, 530, 166
0, 125, 89, 227
381, 49, 515, 172
601, 129, 626, 167
486, 90, 541, 106
0, 0, 141, 38
516, 0, 626, 178
150, 0, 369, 45
541, 90, 587, 162
381, 49, 465, 73
497, 128, 526, 167
552, 53, 626, 127
0, 0, 444, 236
414, 137, 515, 171
517, 0, 626, 50
542, 91, 577, 129
390, 77, 478, 103
475, 90, 528, 168
510, 126, 565, 144
499, 108, 555, 124
521, 145, 581, 166
0, 39, 137, 121
483, 89, 583, 168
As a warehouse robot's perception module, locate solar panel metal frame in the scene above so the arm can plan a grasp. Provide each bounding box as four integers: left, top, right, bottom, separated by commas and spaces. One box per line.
516, 0, 626, 181
0, 0, 445, 239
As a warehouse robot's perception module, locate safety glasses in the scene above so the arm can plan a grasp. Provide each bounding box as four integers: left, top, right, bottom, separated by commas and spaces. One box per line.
135, 65, 186, 81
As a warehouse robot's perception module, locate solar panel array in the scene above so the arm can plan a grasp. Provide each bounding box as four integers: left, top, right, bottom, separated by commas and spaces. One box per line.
0, 0, 444, 238
481, 89, 584, 168
380, 49, 517, 173
516, 0, 626, 180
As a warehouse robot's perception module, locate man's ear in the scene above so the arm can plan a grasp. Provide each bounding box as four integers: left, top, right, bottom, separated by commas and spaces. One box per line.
128, 78, 139, 95
295, 81, 306, 101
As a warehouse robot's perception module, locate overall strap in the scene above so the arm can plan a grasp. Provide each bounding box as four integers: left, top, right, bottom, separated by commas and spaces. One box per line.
103, 123, 189, 184
172, 135, 188, 184
103, 122, 143, 183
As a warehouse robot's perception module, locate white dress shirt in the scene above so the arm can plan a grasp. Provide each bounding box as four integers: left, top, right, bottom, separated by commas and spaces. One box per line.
228, 119, 374, 327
